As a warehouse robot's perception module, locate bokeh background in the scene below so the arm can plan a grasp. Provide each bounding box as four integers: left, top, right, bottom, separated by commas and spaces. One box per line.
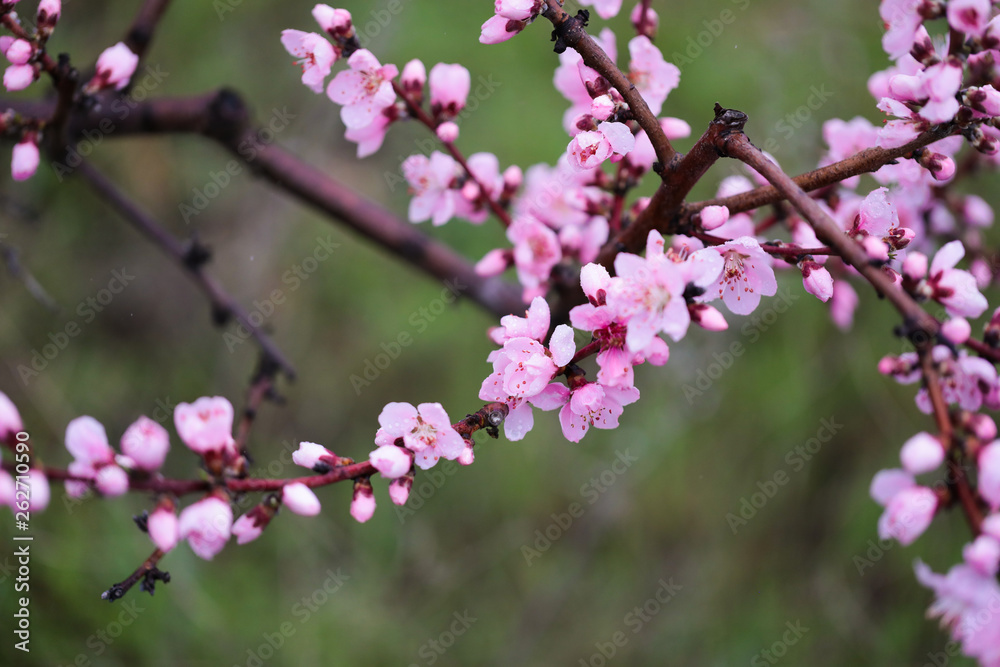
1, 0, 995, 665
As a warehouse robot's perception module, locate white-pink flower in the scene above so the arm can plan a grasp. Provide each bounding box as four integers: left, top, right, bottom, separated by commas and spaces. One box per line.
369, 444, 412, 478
3, 63, 34, 91
627, 36, 680, 116
312, 4, 352, 37
87, 42, 139, 92
350, 482, 376, 523
282, 482, 321, 516
375, 402, 464, 470
389, 476, 412, 505
179, 496, 233, 560
876, 481, 937, 546
231, 513, 265, 545
66, 416, 115, 466
292, 441, 336, 470
120, 416, 169, 472
326, 49, 398, 129
556, 382, 640, 443
701, 236, 777, 316
979, 442, 1000, 510
899, 432, 945, 475
174, 396, 236, 456
402, 151, 458, 225
280, 30, 336, 94
11, 138, 39, 181
947, 0, 991, 36
927, 240, 989, 318
508, 215, 562, 298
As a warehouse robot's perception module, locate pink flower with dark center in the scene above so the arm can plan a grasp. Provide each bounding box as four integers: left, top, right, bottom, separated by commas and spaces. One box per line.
627, 36, 679, 116
0, 390, 23, 442
174, 396, 236, 456
179, 495, 233, 560
280, 30, 336, 94
915, 559, 1000, 664
86, 42, 138, 93
120, 416, 169, 472
557, 382, 639, 443
376, 402, 464, 470
947, 0, 991, 36
508, 215, 562, 299
567, 121, 635, 171
702, 236, 777, 316
402, 151, 458, 225
326, 49, 398, 129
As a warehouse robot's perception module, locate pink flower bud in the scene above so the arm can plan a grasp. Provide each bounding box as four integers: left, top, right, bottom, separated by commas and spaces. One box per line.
429, 63, 470, 118
231, 513, 265, 545
174, 396, 235, 456
983, 512, 1000, 539
435, 121, 459, 143
502, 164, 522, 192
830, 280, 859, 331
661, 117, 691, 140
389, 475, 413, 506
120, 415, 169, 472
861, 236, 889, 262
902, 251, 928, 280
282, 482, 322, 516
66, 416, 115, 466
401, 58, 426, 95
0, 390, 23, 441
899, 432, 945, 475
630, 2, 659, 38
179, 495, 233, 560
496, 0, 537, 21
475, 248, 510, 277
312, 4, 353, 37
4, 63, 35, 91
941, 317, 971, 344
870, 468, 915, 505
369, 444, 412, 479
86, 42, 139, 93
968, 414, 997, 441
800, 261, 834, 302
690, 303, 728, 331
350, 479, 376, 523
963, 194, 994, 228
23, 469, 49, 511
458, 442, 474, 465
11, 137, 38, 181
148, 502, 179, 552
964, 535, 1000, 576
37, 0, 60, 29
699, 205, 729, 231
877, 485, 937, 545
95, 464, 129, 496
4, 39, 32, 66
479, 15, 523, 44
591, 94, 615, 120
980, 442, 1000, 510
292, 441, 336, 470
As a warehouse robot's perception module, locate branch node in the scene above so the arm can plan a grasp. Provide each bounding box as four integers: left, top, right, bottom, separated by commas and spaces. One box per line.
550, 9, 590, 54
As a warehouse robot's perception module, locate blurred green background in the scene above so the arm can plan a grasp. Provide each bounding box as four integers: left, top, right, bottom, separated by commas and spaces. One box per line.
0, 0, 992, 665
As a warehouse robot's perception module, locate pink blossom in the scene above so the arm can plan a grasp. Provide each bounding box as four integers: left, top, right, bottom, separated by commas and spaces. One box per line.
174, 396, 236, 456
941, 317, 971, 345
429, 63, 470, 118
293, 441, 336, 470
490, 295, 550, 345
947, 0, 991, 36
903, 251, 928, 280
376, 402, 464, 470
389, 476, 412, 506
120, 416, 169, 472
350, 481, 376, 523
556, 382, 640, 442
282, 482, 321, 516
312, 4, 352, 37
95, 464, 129, 496
66, 416, 115, 466
344, 109, 393, 158
326, 49, 398, 129
856, 187, 899, 238
567, 121, 635, 171
0, 391, 23, 441
964, 535, 1000, 577
178, 495, 233, 560
9, 469, 49, 512
699, 205, 729, 231
87, 42, 139, 92
691, 304, 728, 331
508, 215, 562, 298
631, 3, 659, 36
3, 63, 34, 91
979, 442, 1000, 510
927, 240, 989, 318
900, 432, 945, 475
627, 36, 679, 116
401, 59, 426, 95
369, 444, 412, 479
454, 152, 503, 224
37, 0, 60, 29
880, 0, 924, 59
702, 236, 777, 316
910, 348, 997, 414
436, 121, 459, 143
402, 151, 458, 225
479, 15, 527, 44
458, 442, 474, 465
11, 138, 39, 181
830, 280, 858, 330
231, 513, 265, 545
4, 39, 32, 66
800, 260, 833, 302
577, 0, 623, 19
476, 249, 509, 277
963, 194, 994, 228
915, 560, 1000, 664
280, 30, 336, 94
148, 503, 179, 552
877, 483, 937, 545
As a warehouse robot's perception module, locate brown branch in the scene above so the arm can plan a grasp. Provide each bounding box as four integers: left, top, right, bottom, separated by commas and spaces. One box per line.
542, 5, 675, 167
683, 123, 960, 219
101, 548, 169, 601
233, 355, 281, 457
123, 0, 174, 61
73, 160, 298, 379
722, 130, 940, 340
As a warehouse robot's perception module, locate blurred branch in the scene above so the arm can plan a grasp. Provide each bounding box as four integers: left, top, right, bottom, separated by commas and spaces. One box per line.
0, 91, 526, 318
0, 240, 60, 312
74, 160, 298, 379
124, 0, 174, 61
234, 354, 283, 458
